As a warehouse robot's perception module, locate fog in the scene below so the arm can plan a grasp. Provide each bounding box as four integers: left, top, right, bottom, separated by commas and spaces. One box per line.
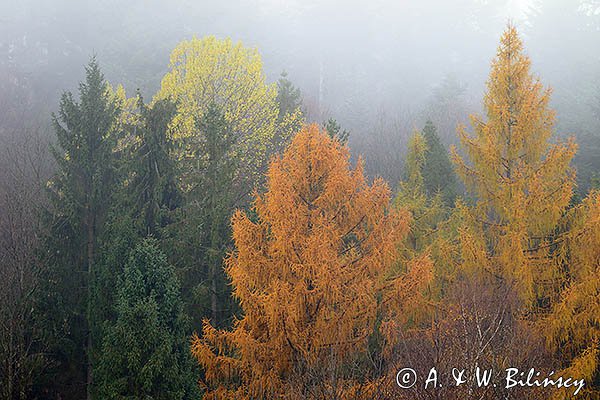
1, 0, 599, 187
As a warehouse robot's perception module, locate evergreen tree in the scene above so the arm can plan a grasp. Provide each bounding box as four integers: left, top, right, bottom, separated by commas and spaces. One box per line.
130, 94, 180, 236
96, 239, 198, 399
395, 130, 446, 252
275, 70, 302, 120
323, 117, 350, 144
420, 120, 457, 204
170, 103, 239, 328
274, 70, 304, 153
44, 58, 120, 399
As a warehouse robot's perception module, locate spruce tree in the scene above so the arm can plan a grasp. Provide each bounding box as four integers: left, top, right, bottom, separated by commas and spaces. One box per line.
130, 94, 180, 236
276, 70, 302, 121
420, 120, 457, 205
96, 239, 198, 399
45, 57, 120, 399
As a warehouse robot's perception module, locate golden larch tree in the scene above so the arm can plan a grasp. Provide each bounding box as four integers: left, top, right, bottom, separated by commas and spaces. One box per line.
192, 124, 432, 400
452, 24, 577, 307
545, 190, 600, 399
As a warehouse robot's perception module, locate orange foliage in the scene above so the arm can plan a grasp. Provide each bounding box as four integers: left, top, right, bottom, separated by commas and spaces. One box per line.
192, 124, 432, 399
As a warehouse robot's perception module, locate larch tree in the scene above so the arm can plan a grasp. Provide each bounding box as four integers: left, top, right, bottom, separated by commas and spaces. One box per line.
451, 24, 577, 308
191, 124, 432, 400
544, 191, 600, 399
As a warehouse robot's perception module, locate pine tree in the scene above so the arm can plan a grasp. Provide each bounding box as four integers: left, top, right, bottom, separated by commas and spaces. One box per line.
451, 24, 577, 307
45, 58, 121, 399
191, 124, 432, 399
96, 239, 198, 399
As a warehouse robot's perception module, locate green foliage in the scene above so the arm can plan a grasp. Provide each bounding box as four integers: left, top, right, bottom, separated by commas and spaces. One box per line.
323, 118, 350, 144
276, 70, 302, 120
395, 130, 446, 252
420, 120, 457, 205
130, 94, 180, 236
167, 103, 240, 328
96, 239, 198, 399
42, 57, 121, 398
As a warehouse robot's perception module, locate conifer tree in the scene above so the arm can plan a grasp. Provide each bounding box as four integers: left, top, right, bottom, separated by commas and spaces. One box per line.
276, 70, 302, 121
192, 103, 237, 326
395, 130, 446, 253
451, 24, 577, 307
544, 191, 600, 398
420, 120, 457, 204
130, 94, 180, 236
45, 58, 121, 398
324, 117, 350, 144
191, 124, 431, 399
96, 239, 198, 399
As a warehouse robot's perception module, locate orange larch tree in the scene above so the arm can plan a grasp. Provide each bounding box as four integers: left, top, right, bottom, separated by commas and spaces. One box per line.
191, 124, 432, 399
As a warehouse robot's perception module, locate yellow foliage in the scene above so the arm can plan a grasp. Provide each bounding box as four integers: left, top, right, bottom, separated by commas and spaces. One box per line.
544, 191, 600, 399
155, 36, 300, 187
451, 24, 577, 307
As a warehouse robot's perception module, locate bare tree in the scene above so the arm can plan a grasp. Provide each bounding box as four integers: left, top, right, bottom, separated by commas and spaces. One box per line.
0, 124, 53, 400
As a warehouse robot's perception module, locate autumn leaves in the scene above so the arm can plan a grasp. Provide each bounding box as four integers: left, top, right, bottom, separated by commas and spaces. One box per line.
192, 125, 432, 399
185, 25, 598, 399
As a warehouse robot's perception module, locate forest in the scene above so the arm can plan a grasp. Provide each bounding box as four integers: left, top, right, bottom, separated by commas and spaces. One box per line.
0, 1, 599, 399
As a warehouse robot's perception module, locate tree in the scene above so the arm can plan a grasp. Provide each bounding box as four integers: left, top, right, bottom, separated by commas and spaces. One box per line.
0, 128, 52, 400
96, 239, 198, 399
45, 58, 121, 399
324, 117, 350, 144
156, 37, 301, 328
544, 191, 600, 399
451, 24, 577, 307
188, 103, 238, 326
276, 70, 303, 121
191, 124, 432, 399
156, 36, 300, 184
129, 94, 180, 236
420, 120, 457, 204
395, 130, 446, 254
274, 70, 304, 154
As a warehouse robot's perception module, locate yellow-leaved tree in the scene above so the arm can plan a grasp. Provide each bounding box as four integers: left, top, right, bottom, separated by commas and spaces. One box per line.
156, 35, 301, 185
544, 191, 600, 399
191, 124, 432, 400
451, 24, 577, 308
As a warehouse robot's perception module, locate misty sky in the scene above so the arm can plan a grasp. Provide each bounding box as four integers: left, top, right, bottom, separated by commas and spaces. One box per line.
1, 0, 599, 185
